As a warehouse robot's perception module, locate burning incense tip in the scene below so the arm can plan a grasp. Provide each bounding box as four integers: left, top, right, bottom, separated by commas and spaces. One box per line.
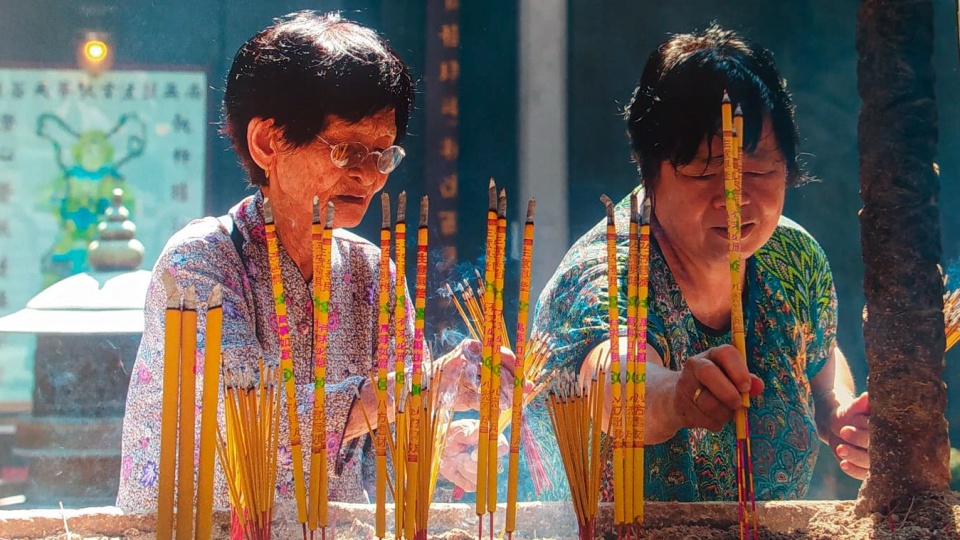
642, 197, 652, 224
600, 194, 615, 222
381, 192, 391, 228
526, 198, 536, 222
734, 104, 743, 118
497, 190, 507, 218
325, 202, 335, 228
263, 198, 275, 224
630, 193, 638, 221
420, 196, 429, 226
208, 284, 223, 308
488, 179, 497, 210
312, 196, 321, 223
183, 285, 198, 309
397, 191, 407, 223
722, 90, 731, 104
161, 271, 180, 308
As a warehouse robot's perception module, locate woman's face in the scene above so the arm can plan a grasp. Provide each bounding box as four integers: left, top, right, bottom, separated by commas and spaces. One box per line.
263, 108, 397, 230
652, 119, 786, 264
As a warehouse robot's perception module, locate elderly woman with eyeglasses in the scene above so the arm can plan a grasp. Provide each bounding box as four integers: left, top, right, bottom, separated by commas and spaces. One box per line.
118, 11, 509, 510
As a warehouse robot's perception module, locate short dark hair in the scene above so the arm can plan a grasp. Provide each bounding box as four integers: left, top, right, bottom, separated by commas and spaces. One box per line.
222, 11, 415, 186
624, 24, 804, 191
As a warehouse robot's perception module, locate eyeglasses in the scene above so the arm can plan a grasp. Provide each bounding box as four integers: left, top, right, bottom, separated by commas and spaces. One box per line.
316, 136, 406, 174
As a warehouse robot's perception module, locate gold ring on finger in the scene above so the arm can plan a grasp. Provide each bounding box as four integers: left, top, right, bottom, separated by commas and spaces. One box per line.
692, 387, 703, 406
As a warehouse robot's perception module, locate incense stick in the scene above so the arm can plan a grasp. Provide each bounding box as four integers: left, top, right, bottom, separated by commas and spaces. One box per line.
506, 199, 536, 538
487, 189, 508, 530
599, 194, 625, 530
393, 192, 408, 540
375, 193, 392, 540
624, 195, 639, 526
633, 197, 651, 525
196, 285, 223, 539
723, 94, 758, 540
406, 196, 429, 540
157, 272, 181, 540
176, 286, 197, 540
263, 198, 309, 535
477, 179, 498, 527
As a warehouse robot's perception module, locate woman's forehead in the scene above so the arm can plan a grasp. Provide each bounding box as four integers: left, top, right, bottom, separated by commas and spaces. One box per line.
322, 109, 396, 139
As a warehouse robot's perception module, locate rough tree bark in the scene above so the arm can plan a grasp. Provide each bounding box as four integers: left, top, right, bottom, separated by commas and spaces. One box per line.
855, 0, 950, 515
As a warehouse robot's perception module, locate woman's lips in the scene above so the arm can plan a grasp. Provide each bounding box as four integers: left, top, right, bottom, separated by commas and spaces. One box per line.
711, 223, 756, 239
333, 195, 365, 205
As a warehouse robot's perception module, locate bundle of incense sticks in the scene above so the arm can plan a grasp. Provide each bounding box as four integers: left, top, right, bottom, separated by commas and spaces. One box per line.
157, 274, 223, 540
351, 192, 458, 539
722, 92, 758, 539
945, 287, 960, 351
445, 278, 555, 499
263, 198, 309, 539
216, 362, 282, 540
545, 370, 607, 540
308, 197, 334, 540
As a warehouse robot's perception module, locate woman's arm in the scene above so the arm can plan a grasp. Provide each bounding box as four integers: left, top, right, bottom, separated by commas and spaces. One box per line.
811, 345, 871, 479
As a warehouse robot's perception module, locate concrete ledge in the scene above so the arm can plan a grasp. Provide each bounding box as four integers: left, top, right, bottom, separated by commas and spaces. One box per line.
0, 500, 846, 539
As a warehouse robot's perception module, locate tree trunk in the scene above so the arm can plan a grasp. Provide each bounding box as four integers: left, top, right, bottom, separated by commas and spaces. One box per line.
856, 0, 950, 515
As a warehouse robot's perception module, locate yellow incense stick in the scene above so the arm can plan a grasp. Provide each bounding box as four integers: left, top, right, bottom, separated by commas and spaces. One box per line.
375, 193, 392, 540
734, 104, 759, 535
309, 198, 334, 534
506, 199, 536, 536
634, 197, 651, 524
599, 194, 625, 527
406, 196, 429, 540
176, 286, 197, 540
157, 272, 181, 540
477, 179, 497, 520
196, 285, 223, 539
488, 189, 507, 521
624, 195, 638, 523
263, 198, 309, 531
393, 192, 408, 540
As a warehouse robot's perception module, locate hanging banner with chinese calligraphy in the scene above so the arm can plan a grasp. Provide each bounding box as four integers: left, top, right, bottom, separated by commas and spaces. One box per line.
0, 67, 206, 403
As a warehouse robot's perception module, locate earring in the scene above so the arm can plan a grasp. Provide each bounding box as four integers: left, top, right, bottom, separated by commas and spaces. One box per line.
264, 168, 271, 180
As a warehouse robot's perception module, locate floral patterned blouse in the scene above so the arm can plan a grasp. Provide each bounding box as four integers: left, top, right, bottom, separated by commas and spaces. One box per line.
530, 188, 837, 501
117, 190, 413, 511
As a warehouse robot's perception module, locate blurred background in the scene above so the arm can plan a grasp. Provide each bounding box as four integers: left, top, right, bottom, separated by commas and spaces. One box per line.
0, 0, 957, 508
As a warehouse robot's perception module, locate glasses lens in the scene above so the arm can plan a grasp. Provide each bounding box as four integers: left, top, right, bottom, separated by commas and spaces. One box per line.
377, 146, 405, 174
330, 143, 367, 169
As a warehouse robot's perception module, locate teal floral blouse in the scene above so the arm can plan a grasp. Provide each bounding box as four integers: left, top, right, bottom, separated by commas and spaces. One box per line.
530, 189, 837, 501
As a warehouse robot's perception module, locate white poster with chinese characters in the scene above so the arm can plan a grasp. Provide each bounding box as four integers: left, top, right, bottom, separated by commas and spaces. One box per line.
0, 68, 206, 404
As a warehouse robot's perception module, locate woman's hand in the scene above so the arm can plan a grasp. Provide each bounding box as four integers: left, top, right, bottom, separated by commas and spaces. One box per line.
580, 341, 762, 441
671, 344, 764, 432
431, 339, 526, 412
438, 418, 509, 492
820, 391, 870, 479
